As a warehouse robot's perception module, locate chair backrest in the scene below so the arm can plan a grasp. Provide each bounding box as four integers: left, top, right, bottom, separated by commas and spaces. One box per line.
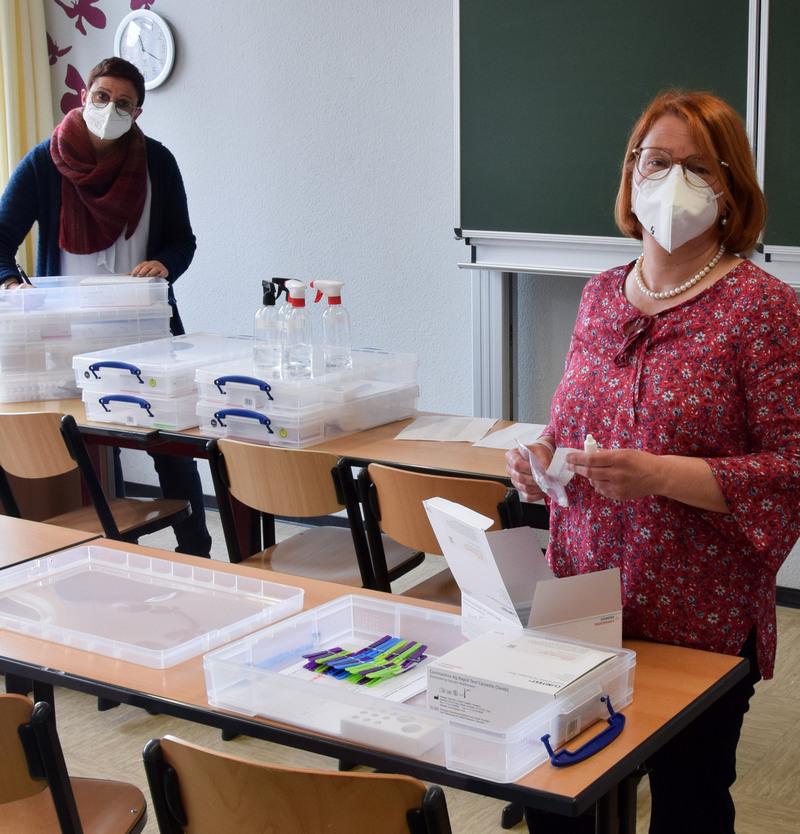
0, 412, 78, 481
0, 412, 86, 521
0, 693, 83, 832
143, 735, 451, 834
0, 411, 121, 536
362, 463, 518, 555
210, 438, 345, 518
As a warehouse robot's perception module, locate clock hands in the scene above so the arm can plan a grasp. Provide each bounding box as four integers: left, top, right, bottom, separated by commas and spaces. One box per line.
137, 34, 160, 61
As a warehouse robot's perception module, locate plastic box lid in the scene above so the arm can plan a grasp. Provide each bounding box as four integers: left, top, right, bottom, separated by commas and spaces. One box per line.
203, 594, 636, 782
73, 332, 254, 395
0, 274, 168, 312
0, 545, 304, 668
195, 347, 419, 411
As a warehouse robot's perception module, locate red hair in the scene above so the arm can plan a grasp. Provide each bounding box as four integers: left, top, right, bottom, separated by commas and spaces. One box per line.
614, 91, 766, 254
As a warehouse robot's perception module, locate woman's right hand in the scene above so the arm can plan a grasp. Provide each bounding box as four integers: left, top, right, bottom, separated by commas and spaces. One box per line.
505, 443, 552, 502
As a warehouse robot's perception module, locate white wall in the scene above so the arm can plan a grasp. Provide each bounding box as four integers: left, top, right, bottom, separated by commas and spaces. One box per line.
42, 1, 799, 589
44, 0, 472, 486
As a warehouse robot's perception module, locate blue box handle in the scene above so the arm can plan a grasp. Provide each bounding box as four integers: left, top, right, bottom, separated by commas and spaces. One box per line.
541, 696, 625, 767
98, 394, 153, 418
87, 360, 144, 384
213, 374, 273, 400
214, 408, 273, 434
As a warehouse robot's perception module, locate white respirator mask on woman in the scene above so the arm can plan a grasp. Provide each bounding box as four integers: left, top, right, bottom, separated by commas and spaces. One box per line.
632, 165, 721, 253
82, 100, 133, 141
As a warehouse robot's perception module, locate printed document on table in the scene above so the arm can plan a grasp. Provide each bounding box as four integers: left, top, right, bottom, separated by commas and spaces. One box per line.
393, 415, 497, 443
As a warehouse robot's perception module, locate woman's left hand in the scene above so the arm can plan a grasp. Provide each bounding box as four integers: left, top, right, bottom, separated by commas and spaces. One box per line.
566, 448, 730, 513
566, 448, 661, 502
131, 260, 169, 278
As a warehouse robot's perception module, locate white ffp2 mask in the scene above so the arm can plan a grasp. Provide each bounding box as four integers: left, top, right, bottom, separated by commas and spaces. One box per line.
83, 100, 133, 141
632, 165, 721, 253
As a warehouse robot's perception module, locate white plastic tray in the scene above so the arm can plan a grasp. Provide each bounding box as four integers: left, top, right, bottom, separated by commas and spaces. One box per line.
203, 594, 636, 782
0, 546, 304, 668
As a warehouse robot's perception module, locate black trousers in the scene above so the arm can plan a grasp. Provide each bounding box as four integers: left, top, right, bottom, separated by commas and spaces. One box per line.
525, 629, 761, 834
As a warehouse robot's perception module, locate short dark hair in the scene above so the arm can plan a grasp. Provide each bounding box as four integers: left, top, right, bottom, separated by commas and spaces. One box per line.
615, 90, 767, 255
86, 57, 146, 108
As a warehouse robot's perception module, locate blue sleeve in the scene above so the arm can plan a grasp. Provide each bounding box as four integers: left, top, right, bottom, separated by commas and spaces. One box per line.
145, 139, 197, 284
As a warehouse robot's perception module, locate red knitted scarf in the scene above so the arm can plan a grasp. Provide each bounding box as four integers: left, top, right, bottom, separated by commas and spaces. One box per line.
50, 108, 147, 255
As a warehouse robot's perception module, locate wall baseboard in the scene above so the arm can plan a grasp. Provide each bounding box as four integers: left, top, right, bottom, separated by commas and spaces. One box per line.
777, 586, 800, 609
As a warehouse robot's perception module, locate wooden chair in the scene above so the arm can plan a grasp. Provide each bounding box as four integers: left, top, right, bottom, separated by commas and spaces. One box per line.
207, 437, 423, 588
0, 412, 190, 542
358, 463, 536, 604
143, 735, 451, 834
0, 693, 146, 834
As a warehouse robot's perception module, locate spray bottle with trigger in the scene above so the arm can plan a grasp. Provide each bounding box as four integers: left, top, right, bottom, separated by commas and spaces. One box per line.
253, 279, 281, 370
271, 277, 291, 321
310, 280, 352, 371
281, 279, 313, 377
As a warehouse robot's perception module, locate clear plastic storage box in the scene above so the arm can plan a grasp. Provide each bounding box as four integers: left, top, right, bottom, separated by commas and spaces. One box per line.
0, 275, 172, 403
203, 595, 636, 783
195, 348, 419, 448
74, 332, 254, 396
82, 388, 201, 430
0, 545, 304, 668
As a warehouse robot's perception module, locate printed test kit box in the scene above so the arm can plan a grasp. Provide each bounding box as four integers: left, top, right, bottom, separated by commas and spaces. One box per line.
427, 629, 617, 730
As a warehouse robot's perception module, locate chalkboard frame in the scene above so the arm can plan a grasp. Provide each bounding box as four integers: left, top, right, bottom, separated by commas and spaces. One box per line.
454, 0, 800, 287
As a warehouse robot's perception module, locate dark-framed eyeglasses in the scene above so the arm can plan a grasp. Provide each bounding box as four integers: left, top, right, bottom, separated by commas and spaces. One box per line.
632, 147, 728, 188
88, 89, 139, 118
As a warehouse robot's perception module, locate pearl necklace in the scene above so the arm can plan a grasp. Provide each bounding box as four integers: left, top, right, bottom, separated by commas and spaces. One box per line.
634, 244, 726, 300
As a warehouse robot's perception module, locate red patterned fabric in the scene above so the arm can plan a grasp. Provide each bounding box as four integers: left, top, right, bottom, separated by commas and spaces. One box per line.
544, 259, 800, 678
50, 108, 146, 254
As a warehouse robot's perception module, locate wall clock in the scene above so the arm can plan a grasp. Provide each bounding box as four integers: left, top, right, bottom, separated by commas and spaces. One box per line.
114, 10, 175, 90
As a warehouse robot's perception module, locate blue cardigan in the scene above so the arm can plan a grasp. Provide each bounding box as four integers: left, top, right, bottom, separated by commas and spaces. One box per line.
0, 136, 196, 334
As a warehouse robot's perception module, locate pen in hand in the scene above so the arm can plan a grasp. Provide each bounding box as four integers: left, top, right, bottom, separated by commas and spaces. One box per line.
16, 263, 32, 285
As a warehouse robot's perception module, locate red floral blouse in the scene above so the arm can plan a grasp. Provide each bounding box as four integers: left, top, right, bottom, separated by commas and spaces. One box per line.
544, 260, 800, 678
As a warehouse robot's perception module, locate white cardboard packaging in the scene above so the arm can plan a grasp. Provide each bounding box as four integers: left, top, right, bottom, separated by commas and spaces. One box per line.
426, 629, 616, 729
423, 497, 622, 646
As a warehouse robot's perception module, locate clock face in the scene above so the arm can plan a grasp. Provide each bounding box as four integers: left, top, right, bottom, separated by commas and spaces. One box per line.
115, 12, 175, 90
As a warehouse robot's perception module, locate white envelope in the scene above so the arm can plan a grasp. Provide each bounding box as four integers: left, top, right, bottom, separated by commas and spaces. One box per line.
423, 496, 622, 647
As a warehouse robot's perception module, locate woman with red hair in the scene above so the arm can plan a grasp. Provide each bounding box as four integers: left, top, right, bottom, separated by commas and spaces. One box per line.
508, 91, 800, 833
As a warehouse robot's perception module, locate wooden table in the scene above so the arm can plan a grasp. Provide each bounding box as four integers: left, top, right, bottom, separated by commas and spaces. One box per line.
0, 516, 99, 568
0, 398, 512, 481
0, 539, 748, 833
0, 398, 161, 450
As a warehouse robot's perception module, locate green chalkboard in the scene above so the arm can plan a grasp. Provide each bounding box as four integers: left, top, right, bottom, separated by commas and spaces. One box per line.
458, 1, 751, 239
763, 0, 800, 247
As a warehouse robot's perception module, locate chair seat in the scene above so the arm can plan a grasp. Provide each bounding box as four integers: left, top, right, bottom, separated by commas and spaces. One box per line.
0, 777, 146, 834
45, 497, 189, 539
241, 526, 422, 586
402, 568, 461, 606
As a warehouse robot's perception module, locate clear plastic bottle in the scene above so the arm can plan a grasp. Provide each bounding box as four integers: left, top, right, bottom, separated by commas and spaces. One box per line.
280, 279, 313, 377
311, 280, 352, 371
253, 280, 281, 370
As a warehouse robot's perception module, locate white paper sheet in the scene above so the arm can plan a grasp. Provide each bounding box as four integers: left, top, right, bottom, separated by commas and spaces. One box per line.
393, 415, 497, 443
471, 422, 547, 449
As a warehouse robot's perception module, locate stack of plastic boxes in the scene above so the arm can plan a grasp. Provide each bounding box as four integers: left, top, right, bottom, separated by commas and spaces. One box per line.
73, 333, 253, 430
0, 275, 172, 403
195, 347, 419, 447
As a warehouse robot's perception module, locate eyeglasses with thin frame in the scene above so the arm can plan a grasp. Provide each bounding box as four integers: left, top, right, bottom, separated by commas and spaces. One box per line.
632, 147, 728, 188
88, 89, 139, 118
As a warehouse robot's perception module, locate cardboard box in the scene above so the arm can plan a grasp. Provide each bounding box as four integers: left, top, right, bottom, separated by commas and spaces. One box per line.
423, 497, 622, 646
427, 628, 616, 729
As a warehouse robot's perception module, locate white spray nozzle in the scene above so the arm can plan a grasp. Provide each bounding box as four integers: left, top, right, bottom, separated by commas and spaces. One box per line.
310, 280, 344, 304
285, 279, 306, 304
